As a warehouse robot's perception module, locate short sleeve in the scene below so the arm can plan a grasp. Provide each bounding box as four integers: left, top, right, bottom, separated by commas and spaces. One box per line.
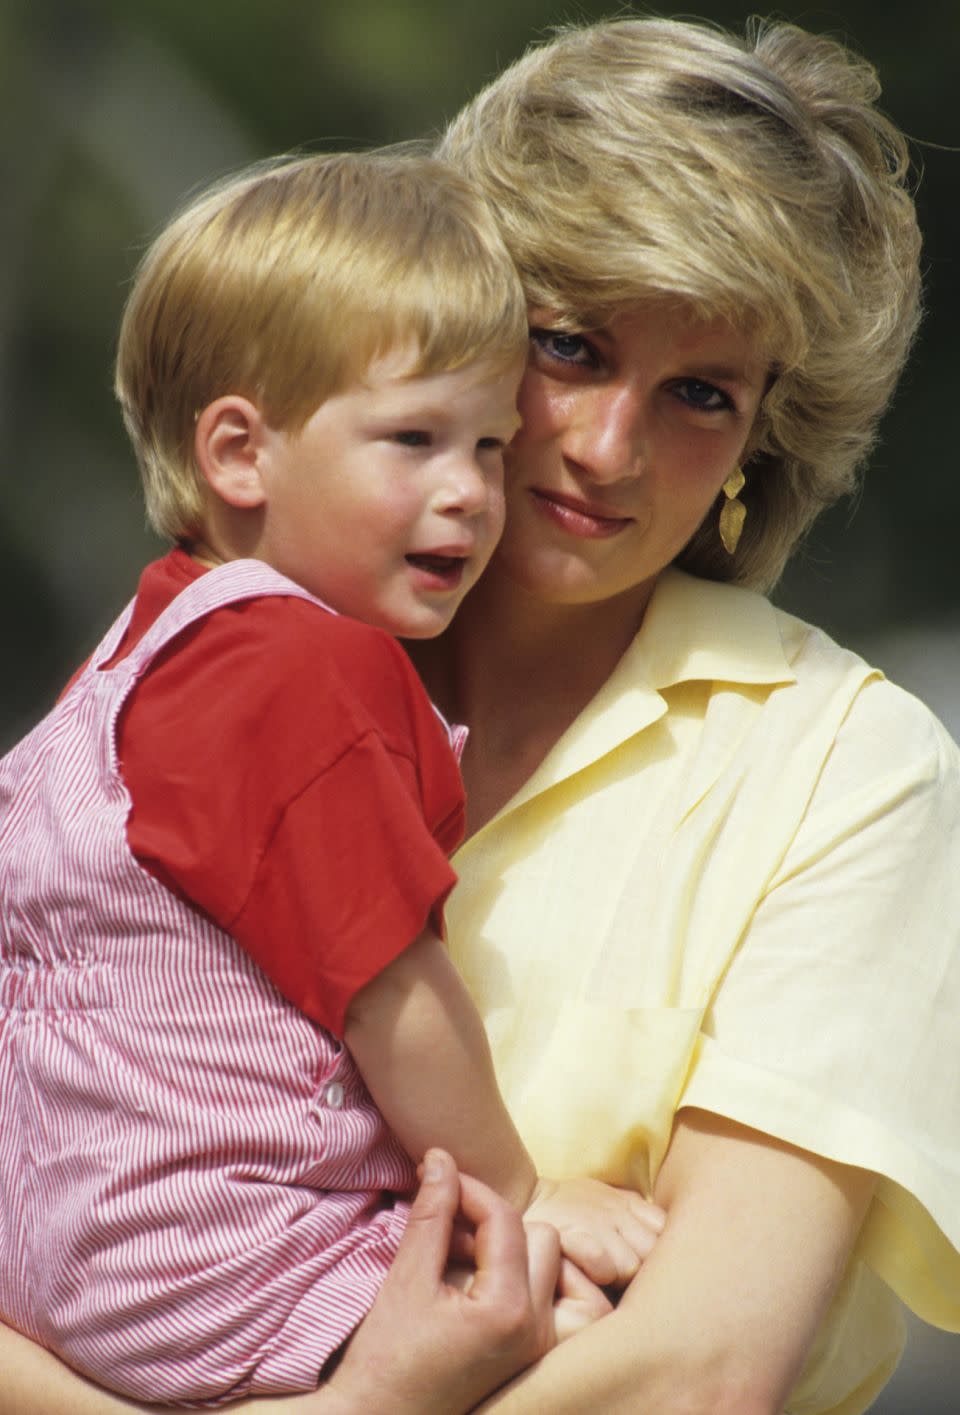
682, 677, 960, 1329
120, 595, 465, 1037
227, 731, 458, 1037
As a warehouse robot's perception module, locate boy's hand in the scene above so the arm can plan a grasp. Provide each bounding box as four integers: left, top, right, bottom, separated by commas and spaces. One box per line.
525, 1176, 665, 1287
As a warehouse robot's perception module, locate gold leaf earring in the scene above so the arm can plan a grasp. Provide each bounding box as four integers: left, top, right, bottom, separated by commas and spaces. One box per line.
719, 466, 746, 555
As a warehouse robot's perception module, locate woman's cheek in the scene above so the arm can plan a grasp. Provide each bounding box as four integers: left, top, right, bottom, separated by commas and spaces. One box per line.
514, 367, 570, 440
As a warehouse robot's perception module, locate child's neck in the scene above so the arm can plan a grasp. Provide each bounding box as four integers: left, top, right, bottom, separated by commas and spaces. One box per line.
180, 539, 225, 572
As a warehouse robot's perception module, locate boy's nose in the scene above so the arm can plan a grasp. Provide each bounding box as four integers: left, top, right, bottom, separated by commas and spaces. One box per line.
438, 455, 495, 515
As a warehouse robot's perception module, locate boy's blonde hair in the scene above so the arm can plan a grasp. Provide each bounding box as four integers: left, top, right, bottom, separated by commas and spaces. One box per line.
116, 149, 528, 542
439, 18, 922, 590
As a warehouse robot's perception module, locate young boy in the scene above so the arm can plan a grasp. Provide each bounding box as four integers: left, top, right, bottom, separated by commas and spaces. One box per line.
0, 151, 661, 1405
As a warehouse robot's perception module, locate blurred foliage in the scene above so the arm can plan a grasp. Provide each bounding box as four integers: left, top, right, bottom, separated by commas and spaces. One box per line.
2, 0, 960, 747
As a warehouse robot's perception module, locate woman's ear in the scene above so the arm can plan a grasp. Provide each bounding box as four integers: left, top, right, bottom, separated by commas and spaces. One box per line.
194, 396, 269, 509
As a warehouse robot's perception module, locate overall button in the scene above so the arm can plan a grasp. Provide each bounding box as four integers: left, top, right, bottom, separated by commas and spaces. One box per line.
324, 1081, 345, 1109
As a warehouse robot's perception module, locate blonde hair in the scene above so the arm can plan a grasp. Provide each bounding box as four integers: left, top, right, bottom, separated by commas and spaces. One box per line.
116, 148, 528, 542
439, 18, 922, 590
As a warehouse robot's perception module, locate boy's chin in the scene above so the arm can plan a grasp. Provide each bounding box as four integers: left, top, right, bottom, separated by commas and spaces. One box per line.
393, 605, 463, 641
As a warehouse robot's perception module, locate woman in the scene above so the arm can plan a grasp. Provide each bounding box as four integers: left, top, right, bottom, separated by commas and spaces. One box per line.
2, 15, 958, 1414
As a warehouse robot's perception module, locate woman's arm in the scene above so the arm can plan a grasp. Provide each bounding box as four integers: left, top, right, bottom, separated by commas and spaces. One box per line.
0, 1151, 563, 1415
475, 1108, 876, 1415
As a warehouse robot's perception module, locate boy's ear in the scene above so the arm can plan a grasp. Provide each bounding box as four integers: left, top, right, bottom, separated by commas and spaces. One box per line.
194, 396, 269, 509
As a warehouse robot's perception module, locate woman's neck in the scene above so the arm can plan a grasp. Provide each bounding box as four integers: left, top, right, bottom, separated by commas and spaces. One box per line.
411, 568, 654, 832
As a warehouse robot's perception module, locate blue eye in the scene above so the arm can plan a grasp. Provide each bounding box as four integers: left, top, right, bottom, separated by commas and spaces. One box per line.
674, 380, 733, 413
530, 328, 596, 367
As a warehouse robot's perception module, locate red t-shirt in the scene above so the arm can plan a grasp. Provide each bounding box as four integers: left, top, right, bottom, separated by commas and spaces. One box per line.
101, 550, 464, 1037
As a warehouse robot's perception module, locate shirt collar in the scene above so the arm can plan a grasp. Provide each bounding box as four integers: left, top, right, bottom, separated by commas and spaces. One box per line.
474, 570, 795, 831
625, 567, 796, 693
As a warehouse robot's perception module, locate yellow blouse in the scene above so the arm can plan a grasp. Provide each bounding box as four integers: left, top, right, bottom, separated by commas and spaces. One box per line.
446, 568, 960, 1415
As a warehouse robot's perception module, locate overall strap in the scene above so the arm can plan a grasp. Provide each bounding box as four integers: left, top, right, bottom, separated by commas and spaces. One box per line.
105, 557, 469, 755
114, 559, 337, 680
86, 599, 139, 672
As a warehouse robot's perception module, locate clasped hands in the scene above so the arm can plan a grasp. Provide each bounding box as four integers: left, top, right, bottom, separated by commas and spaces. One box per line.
446, 1168, 666, 1342
325, 1152, 665, 1414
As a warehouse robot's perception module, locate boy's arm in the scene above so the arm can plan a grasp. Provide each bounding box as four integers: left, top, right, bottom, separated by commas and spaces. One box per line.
344, 931, 538, 1210
345, 934, 665, 1287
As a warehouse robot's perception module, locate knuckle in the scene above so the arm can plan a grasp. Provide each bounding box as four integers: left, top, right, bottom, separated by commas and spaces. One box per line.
491, 1290, 534, 1342
526, 1219, 562, 1259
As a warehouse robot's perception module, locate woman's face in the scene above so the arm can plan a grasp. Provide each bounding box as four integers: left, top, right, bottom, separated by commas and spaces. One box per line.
493, 302, 769, 611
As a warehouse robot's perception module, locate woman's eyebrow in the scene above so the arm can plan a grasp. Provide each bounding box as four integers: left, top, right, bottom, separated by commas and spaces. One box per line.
686, 362, 764, 388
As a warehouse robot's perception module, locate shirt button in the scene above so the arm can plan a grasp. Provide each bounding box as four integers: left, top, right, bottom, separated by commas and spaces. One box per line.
324, 1081, 345, 1109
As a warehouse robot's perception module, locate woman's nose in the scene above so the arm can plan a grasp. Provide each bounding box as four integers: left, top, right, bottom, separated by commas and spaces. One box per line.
563, 384, 647, 484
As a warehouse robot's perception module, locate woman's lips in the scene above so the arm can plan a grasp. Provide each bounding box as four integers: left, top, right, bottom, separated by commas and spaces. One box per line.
529, 488, 633, 539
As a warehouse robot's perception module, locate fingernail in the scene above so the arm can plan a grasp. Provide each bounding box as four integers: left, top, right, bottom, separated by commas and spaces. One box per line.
422, 1149, 443, 1181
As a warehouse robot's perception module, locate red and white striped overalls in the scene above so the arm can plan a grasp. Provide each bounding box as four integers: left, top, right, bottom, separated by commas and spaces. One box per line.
0, 560, 415, 1405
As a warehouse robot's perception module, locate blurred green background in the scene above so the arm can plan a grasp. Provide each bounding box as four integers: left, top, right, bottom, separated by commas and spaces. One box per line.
4, 0, 960, 746
2, 1, 958, 1405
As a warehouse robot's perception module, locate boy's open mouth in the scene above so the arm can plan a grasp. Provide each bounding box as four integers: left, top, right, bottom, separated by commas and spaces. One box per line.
406, 553, 466, 573
405, 553, 467, 587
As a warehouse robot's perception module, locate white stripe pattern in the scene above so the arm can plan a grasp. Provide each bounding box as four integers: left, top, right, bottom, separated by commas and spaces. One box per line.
0, 561, 416, 1406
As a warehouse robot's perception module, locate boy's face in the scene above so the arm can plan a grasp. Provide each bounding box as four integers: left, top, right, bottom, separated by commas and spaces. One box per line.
257, 347, 522, 637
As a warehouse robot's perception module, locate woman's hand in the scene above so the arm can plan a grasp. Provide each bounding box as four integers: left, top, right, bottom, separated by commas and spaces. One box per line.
551, 1256, 616, 1343
327, 1149, 562, 1412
